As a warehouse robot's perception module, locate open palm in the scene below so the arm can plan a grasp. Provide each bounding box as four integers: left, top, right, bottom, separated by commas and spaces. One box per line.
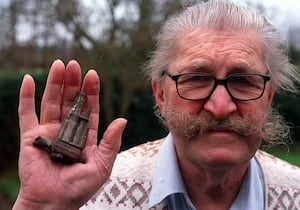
13, 60, 127, 210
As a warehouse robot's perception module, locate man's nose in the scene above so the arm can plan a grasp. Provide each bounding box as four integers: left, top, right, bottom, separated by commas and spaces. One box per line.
203, 85, 237, 119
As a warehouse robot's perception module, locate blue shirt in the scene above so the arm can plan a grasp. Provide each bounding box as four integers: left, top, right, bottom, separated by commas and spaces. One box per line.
148, 133, 265, 210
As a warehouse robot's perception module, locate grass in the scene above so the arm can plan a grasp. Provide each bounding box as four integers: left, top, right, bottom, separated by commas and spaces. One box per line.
269, 151, 300, 166
266, 144, 300, 167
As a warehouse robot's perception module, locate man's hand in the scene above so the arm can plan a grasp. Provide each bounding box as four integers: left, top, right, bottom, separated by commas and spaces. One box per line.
13, 60, 127, 210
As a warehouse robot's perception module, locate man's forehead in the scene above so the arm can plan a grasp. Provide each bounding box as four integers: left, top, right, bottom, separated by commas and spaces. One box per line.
168, 28, 266, 74
177, 27, 263, 47
175, 29, 264, 57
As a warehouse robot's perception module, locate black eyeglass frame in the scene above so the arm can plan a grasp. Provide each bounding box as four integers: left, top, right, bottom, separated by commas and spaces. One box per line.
161, 70, 271, 101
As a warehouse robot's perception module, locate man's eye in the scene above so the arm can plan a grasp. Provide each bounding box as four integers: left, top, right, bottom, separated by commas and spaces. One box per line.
191, 76, 211, 81
229, 75, 262, 89
231, 76, 251, 84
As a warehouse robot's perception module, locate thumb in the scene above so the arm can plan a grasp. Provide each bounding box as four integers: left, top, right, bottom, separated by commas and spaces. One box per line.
95, 118, 127, 172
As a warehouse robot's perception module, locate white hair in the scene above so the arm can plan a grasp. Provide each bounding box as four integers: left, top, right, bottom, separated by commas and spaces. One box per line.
146, 0, 300, 93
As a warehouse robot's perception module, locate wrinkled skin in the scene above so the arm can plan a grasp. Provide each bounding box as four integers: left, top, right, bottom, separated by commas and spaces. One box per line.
13, 60, 127, 210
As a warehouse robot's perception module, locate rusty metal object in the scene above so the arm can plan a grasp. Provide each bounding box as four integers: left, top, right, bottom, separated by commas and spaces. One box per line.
33, 92, 91, 163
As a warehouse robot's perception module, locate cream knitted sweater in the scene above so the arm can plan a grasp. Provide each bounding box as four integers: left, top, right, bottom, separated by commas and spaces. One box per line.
81, 139, 300, 210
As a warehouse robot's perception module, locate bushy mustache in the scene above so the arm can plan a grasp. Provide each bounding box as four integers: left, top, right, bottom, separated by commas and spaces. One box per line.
163, 107, 290, 146
196, 116, 260, 136
167, 113, 261, 139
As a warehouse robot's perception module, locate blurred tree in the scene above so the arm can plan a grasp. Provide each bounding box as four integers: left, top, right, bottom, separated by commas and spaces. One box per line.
2, 0, 24, 69
46, 0, 198, 123
0, 0, 200, 123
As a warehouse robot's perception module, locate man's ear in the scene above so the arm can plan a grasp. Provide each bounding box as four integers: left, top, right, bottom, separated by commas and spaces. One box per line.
152, 76, 165, 116
266, 84, 277, 107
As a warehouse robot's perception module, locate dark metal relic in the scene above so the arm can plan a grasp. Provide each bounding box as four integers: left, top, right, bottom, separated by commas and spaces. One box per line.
33, 92, 91, 163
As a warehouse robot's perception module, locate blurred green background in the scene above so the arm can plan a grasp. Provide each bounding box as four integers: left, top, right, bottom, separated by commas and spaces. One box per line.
0, 0, 300, 209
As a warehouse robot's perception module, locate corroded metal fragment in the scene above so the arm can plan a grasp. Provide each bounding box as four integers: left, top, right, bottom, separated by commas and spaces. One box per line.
33, 92, 91, 163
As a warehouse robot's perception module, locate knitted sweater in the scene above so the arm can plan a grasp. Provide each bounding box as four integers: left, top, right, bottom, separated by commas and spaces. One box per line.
81, 139, 300, 210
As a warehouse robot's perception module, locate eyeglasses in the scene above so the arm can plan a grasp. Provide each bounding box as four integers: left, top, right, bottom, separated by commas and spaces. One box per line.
161, 70, 271, 101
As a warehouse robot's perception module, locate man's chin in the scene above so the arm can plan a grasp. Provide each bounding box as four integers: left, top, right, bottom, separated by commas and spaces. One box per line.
199, 150, 251, 169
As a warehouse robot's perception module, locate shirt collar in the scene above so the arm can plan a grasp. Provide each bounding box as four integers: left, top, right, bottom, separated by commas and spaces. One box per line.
230, 155, 265, 210
148, 133, 188, 207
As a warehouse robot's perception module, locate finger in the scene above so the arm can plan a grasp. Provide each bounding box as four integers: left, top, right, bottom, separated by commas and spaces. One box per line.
61, 60, 82, 119
40, 60, 66, 124
18, 74, 39, 136
82, 70, 100, 145
93, 118, 127, 173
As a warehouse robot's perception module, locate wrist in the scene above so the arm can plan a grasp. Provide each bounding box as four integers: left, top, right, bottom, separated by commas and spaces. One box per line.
13, 194, 79, 210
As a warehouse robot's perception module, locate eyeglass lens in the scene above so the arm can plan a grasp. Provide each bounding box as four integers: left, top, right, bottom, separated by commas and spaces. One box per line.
176, 73, 266, 100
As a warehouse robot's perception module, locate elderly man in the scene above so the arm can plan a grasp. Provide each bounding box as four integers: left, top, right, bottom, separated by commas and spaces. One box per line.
13, 0, 300, 209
